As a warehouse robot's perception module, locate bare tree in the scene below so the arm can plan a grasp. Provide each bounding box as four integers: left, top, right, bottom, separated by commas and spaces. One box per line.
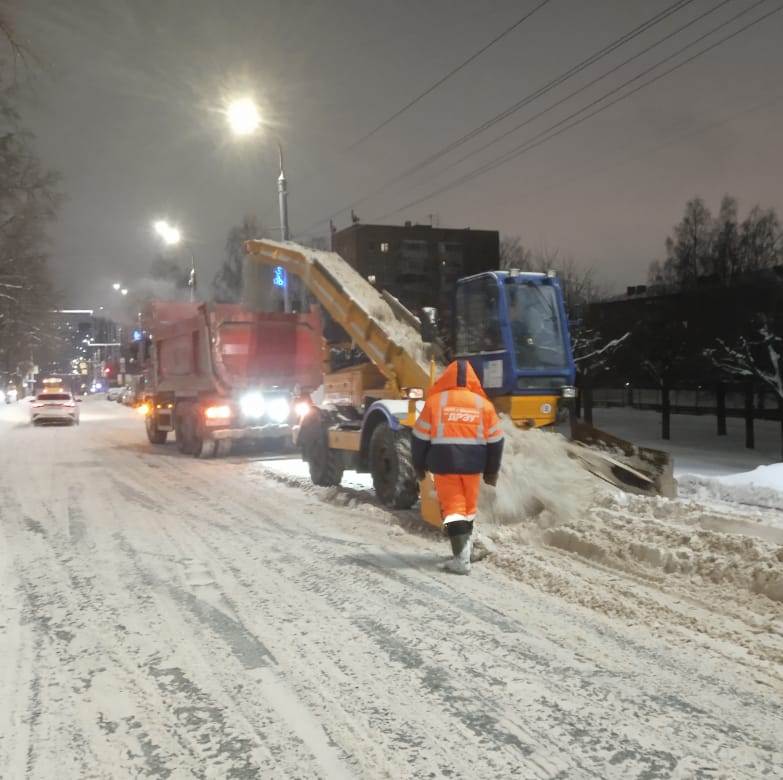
499, 236, 606, 313
649, 196, 782, 288
212, 215, 264, 303
498, 235, 532, 270
0, 84, 61, 375
707, 319, 783, 456
573, 330, 630, 376
571, 329, 629, 424
706, 321, 782, 401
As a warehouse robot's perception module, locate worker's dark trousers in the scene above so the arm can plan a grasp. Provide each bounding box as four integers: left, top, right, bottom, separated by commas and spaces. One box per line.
445, 519, 473, 557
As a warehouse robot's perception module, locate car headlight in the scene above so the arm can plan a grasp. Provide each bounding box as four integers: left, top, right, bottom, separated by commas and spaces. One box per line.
267, 397, 290, 423
561, 385, 577, 399
240, 391, 265, 418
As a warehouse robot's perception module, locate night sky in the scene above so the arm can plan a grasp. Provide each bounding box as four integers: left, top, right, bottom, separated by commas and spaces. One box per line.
13, 0, 783, 309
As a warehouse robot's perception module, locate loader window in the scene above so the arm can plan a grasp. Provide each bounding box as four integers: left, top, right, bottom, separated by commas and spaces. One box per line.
455, 277, 503, 354
508, 283, 568, 369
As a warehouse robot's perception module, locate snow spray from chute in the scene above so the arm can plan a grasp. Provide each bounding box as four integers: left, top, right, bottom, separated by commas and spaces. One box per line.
479, 419, 597, 526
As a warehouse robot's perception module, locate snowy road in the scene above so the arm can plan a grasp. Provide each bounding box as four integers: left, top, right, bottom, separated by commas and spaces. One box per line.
1, 399, 782, 778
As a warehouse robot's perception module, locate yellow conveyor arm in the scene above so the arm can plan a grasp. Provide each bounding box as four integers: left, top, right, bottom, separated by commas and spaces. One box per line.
245, 239, 435, 397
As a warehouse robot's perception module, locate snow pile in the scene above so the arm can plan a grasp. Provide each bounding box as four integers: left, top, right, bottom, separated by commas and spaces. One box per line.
480, 420, 597, 525
720, 463, 783, 492
679, 475, 783, 513
678, 464, 783, 513
473, 421, 783, 603
305, 245, 438, 373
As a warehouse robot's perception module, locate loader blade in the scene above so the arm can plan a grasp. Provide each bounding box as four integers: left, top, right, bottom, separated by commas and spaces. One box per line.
567, 419, 676, 499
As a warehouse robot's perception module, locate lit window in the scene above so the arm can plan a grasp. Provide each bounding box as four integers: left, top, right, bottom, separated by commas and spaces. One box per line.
380, 242, 390, 253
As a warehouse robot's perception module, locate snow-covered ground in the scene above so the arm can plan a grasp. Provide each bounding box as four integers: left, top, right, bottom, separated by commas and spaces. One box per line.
590, 406, 783, 529
591, 406, 780, 478
1, 399, 782, 778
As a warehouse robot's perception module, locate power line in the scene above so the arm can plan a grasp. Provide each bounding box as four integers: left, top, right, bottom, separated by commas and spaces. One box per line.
298, 0, 697, 237
374, 2, 783, 221
346, 0, 552, 151
395, 0, 698, 177
439, 0, 736, 178
484, 92, 783, 211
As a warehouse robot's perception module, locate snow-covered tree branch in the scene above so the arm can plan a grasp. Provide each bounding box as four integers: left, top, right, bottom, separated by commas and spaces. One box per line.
705, 322, 783, 400
572, 329, 629, 377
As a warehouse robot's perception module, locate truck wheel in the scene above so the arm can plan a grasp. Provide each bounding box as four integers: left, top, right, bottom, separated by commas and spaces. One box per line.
146, 413, 168, 444
196, 437, 216, 458
215, 439, 233, 458
176, 408, 196, 455
306, 422, 343, 487
368, 423, 418, 509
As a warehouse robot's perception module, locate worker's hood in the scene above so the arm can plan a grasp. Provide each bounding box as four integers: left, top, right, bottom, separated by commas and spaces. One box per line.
429, 359, 487, 398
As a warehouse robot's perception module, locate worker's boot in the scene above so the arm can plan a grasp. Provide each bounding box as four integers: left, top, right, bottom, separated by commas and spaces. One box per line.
444, 521, 472, 575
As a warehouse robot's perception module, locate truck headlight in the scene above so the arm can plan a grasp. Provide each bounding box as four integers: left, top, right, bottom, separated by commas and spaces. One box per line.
267, 397, 290, 423
240, 391, 265, 418
561, 385, 577, 399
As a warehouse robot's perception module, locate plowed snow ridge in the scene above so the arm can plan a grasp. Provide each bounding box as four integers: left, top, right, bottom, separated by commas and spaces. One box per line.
476, 422, 783, 605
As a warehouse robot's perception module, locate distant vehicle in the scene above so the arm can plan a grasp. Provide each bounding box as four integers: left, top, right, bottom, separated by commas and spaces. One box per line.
30, 391, 80, 426
5, 387, 18, 403
119, 386, 135, 405
106, 386, 123, 401
140, 301, 322, 457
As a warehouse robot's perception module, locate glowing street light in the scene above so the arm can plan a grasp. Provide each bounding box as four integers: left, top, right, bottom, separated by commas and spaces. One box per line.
153, 219, 181, 246
112, 282, 121, 291
120, 288, 128, 296
153, 219, 196, 302
226, 97, 261, 136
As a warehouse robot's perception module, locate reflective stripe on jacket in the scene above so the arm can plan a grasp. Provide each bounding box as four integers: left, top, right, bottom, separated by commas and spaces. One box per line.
412, 360, 504, 476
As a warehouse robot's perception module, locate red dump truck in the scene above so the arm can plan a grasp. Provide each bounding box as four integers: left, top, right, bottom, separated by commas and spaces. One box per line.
140, 301, 323, 457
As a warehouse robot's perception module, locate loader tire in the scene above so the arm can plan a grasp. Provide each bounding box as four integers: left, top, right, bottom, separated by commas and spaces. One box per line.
306, 422, 344, 487
146, 413, 168, 444
368, 423, 418, 509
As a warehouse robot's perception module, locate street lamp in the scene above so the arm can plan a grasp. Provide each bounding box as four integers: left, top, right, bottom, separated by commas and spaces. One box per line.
152, 219, 197, 302
226, 96, 291, 312
153, 219, 182, 246
112, 282, 121, 291
120, 288, 128, 296
226, 98, 261, 136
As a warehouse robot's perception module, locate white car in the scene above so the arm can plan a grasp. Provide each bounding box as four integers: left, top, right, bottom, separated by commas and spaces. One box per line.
5, 387, 18, 403
30, 391, 80, 426
106, 386, 123, 401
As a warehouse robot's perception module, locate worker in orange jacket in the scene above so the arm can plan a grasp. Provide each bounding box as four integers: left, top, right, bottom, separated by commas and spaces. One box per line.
411, 359, 504, 574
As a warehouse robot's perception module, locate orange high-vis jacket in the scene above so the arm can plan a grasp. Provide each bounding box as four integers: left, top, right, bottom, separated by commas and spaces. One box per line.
411, 360, 504, 476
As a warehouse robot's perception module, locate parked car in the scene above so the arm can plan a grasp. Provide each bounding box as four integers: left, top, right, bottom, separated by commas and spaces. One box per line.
106, 386, 123, 401
6, 386, 18, 403
30, 391, 80, 426
119, 386, 134, 405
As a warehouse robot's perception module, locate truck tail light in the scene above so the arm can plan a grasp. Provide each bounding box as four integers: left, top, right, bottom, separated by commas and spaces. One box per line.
204, 404, 232, 420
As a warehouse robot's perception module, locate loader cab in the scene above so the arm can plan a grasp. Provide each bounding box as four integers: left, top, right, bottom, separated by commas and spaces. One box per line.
454, 271, 576, 425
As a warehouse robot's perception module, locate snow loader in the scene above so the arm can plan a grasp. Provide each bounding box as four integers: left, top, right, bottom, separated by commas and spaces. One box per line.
243, 239, 675, 524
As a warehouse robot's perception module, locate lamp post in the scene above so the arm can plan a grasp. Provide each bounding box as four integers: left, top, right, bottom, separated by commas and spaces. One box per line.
226, 97, 291, 312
